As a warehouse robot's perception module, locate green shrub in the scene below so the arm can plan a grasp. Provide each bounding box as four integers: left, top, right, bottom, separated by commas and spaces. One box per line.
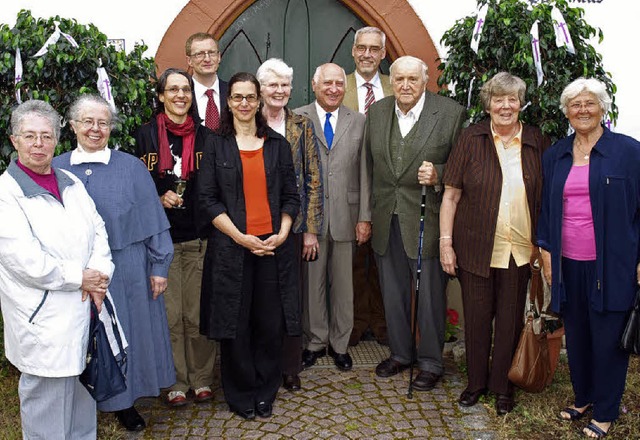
437, 0, 617, 141
0, 10, 157, 172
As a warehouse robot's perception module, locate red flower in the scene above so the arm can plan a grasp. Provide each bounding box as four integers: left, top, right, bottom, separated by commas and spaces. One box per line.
447, 308, 459, 326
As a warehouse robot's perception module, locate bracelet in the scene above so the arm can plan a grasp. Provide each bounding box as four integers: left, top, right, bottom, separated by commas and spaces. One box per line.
439, 236, 452, 240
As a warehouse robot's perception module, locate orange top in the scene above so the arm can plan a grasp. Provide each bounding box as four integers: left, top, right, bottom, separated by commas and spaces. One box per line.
240, 148, 273, 236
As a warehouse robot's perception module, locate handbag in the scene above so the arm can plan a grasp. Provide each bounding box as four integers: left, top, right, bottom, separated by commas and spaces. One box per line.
620, 288, 640, 355
507, 254, 552, 392
79, 297, 127, 402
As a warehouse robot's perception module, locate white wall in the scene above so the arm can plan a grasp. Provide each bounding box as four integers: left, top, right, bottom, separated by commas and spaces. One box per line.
3, 0, 638, 138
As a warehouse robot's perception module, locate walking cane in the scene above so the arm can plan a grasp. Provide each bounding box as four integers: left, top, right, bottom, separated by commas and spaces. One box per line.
407, 185, 427, 399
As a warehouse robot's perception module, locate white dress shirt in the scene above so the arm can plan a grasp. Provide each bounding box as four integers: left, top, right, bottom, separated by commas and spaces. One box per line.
193, 77, 221, 125
355, 71, 385, 114
315, 101, 339, 137
394, 92, 425, 137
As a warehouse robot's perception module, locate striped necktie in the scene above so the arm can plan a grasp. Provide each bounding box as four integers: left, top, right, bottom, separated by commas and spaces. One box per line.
364, 82, 375, 114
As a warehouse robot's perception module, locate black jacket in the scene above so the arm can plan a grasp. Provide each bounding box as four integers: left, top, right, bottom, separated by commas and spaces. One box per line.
198, 128, 300, 339
135, 118, 216, 242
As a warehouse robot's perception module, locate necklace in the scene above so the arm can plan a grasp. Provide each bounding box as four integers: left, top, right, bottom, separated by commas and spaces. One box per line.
496, 123, 519, 149
573, 140, 590, 161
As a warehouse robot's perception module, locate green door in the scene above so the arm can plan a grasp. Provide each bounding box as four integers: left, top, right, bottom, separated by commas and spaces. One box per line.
217, 0, 390, 108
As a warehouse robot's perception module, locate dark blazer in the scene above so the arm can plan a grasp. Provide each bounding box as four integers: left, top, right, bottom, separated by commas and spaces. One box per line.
219, 79, 229, 111
135, 117, 216, 242
537, 127, 640, 313
198, 128, 301, 339
360, 92, 466, 259
443, 120, 550, 278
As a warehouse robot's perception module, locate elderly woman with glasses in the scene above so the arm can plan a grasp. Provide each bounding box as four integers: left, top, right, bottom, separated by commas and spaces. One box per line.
199, 72, 299, 420
256, 58, 323, 392
136, 68, 218, 408
440, 72, 549, 415
538, 78, 640, 438
0, 100, 113, 439
53, 94, 175, 431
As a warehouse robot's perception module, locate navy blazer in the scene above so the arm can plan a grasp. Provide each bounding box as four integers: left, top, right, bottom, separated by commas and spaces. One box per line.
537, 127, 640, 312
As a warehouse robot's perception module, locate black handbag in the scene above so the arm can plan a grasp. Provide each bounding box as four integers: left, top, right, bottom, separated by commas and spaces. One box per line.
79, 297, 127, 401
620, 289, 640, 355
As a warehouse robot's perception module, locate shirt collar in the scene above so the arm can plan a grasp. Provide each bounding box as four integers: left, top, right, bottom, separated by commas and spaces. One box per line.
395, 91, 425, 119
355, 71, 382, 89
490, 122, 522, 149
69, 144, 111, 165
315, 101, 339, 121
193, 76, 220, 98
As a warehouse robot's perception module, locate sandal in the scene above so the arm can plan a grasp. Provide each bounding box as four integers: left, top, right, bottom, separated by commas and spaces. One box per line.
559, 404, 591, 421
583, 421, 611, 438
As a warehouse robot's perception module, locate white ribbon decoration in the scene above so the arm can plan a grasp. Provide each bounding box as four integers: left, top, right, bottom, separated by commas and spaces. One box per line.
32, 21, 79, 58
96, 67, 117, 112
551, 6, 575, 54
467, 76, 476, 109
470, 4, 488, 54
15, 48, 23, 104
530, 21, 544, 86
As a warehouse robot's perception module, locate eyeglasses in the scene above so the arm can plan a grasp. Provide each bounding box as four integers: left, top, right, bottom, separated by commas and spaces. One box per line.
229, 94, 259, 104
569, 101, 599, 112
190, 50, 219, 61
16, 132, 55, 145
164, 86, 192, 95
354, 45, 383, 55
76, 119, 111, 130
263, 82, 292, 91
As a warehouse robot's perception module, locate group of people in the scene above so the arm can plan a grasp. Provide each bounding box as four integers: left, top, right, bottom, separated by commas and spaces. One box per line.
1, 25, 638, 440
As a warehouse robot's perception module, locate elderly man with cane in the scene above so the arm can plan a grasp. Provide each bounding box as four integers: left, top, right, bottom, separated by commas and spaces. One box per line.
360, 56, 465, 391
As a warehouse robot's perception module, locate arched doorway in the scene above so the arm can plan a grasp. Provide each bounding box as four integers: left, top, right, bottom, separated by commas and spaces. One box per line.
155, 0, 441, 99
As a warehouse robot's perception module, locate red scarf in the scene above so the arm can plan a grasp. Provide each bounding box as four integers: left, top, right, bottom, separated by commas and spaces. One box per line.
156, 113, 196, 180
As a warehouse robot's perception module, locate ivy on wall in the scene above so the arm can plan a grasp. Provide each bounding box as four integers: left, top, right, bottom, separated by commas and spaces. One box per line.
437, 0, 616, 141
0, 10, 157, 172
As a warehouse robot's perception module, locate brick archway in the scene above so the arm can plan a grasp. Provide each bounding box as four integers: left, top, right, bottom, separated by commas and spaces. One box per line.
155, 0, 441, 91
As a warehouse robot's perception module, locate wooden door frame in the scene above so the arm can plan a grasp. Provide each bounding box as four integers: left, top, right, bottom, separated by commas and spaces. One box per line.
155, 0, 442, 91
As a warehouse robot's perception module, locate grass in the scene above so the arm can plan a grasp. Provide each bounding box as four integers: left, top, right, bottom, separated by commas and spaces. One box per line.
480, 354, 640, 439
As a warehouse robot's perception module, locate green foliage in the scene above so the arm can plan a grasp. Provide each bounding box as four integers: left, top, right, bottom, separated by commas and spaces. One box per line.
0, 10, 157, 172
437, 0, 617, 141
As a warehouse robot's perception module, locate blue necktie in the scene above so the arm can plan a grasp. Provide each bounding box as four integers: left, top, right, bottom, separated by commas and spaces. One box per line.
324, 112, 334, 149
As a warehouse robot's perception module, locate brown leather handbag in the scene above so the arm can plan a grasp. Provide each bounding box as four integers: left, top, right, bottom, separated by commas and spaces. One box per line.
507, 251, 551, 393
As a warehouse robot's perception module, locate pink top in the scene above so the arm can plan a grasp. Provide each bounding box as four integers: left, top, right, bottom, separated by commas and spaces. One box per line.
16, 160, 61, 201
562, 164, 596, 260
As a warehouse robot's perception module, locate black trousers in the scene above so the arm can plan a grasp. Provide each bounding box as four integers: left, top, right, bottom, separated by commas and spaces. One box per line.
281, 232, 303, 375
220, 250, 284, 411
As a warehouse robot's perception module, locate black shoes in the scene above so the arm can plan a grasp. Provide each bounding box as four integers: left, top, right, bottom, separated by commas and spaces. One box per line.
115, 406, 145, 432
282, 374, 301, 391
302, 348, 326, 369
328, 346, 353, 371
375, 358, 410, 377
233, 408, 256, 420
496, 393, 515, 415
411, 371, 442, 391
256, 401, 273, 418
458, 388, 487, 407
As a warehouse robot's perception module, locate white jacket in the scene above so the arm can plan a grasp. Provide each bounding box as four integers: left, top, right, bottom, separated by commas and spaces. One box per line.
0, 162, 114, 377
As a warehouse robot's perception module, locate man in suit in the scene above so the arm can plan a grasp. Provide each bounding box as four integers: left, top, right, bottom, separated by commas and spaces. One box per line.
343, 26, 393, 112
185, 32, 228, 130
360, 56, 465, 391
343, 26, 392, 348
294, 63, 368, 371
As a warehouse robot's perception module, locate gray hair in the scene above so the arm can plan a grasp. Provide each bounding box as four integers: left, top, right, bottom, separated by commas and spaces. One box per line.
256, 58, 294, 85
560, 77, 611, 116
389, 56, 428, 83
354, 26, 386, 48
11, 100, 61, 140
312, 63, 347, 84
68, 94, 117, 128
479, 72, 527, 111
